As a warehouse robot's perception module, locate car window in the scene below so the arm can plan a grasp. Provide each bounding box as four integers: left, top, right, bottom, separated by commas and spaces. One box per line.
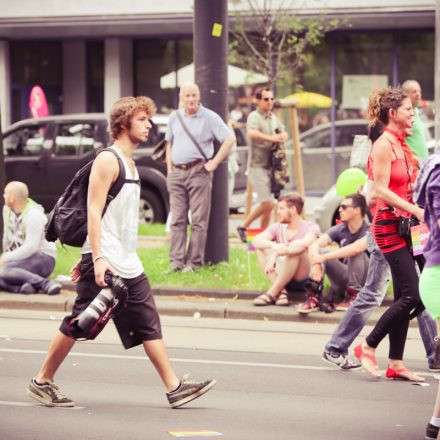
337, 125, 366, 146
55, 123, 97, 156
302, 127, 330, 149
3, 125, 48, 156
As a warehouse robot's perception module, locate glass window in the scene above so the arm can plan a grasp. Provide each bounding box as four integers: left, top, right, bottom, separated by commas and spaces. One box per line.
87, 41, 104, 112
302, 127, 330, 149
3, 125, 48, 156
337, 125, 367, 146
10, 41, 62, 121
55, 123, 96, 156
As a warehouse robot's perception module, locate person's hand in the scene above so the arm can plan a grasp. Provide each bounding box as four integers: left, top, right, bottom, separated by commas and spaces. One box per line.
273, 242, 287, 255
278, 132, 288, 143
204, 160, 218, 173
70, 260, 81, 283
94, 258, 117, 287
167, 164, 174, 173
264, 254, 277, 275
413, 206, 424, 223
310, 263, 323, 282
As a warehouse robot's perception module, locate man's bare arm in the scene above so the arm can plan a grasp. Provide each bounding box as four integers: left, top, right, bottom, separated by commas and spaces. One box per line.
312, 235, 368, 265
88, 151, 119, 286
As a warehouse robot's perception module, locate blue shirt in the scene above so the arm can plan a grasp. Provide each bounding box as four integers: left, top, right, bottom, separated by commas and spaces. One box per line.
165, 105, 233, 165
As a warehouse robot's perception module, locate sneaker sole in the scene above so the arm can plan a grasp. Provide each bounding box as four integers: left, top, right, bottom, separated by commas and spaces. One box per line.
170, 379, 217, 409
321, 355, 342, 369
297, 308, 318, 314
27, 388, 75, 407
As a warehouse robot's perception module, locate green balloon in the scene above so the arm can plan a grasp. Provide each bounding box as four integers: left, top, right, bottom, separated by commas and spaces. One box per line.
336, 168, 367, 197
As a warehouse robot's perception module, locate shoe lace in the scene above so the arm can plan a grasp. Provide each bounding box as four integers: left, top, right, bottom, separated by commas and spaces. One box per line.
49, 382, 68, 400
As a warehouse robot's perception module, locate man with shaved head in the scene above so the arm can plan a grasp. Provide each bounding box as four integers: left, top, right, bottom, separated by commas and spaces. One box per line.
402, 79, 429, 160
1, 181, 61, 295
165, 82, 236, 272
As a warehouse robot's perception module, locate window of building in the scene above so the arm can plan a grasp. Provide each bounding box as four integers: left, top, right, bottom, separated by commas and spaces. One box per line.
10, 41, 62, 122
87, 41, 104, 113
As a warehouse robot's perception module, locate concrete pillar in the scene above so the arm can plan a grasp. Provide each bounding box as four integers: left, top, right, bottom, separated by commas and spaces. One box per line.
0, 40, 11, 128
104, 38, 133, 114
63, 40, 87, 114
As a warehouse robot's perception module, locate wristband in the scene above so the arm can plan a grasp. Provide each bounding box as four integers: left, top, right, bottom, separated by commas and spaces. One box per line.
93, 255, 105, 264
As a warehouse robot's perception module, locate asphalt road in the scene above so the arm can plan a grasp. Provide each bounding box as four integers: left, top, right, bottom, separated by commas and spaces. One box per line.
0, 311, 436, 440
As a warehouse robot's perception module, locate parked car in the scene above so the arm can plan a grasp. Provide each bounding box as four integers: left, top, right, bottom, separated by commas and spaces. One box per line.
290, 119, 368, 192
3, 113, 169, 224
2, 113, 249, 223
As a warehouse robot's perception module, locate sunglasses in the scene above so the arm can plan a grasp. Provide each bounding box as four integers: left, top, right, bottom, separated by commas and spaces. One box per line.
262, 97, 274, 102
339, 204, 353, 210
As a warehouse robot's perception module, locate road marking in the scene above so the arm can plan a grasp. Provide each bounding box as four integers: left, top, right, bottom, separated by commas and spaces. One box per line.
0, 347, 433, 376
0, 400, 84, 409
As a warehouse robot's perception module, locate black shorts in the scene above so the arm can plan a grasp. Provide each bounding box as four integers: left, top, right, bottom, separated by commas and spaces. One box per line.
59, 253, 162, 349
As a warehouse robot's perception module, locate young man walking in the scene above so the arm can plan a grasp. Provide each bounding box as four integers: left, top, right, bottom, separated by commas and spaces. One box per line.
237, 88, 288, 241
27, 96, 216, 409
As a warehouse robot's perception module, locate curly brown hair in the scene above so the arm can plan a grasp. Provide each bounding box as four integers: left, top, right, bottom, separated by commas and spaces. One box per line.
367, 87, 408, 127
109, 96, 156, 141
368, 87, 418, 180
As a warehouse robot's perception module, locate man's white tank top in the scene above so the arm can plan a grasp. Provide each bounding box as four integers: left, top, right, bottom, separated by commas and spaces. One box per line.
81, 146, 143, 279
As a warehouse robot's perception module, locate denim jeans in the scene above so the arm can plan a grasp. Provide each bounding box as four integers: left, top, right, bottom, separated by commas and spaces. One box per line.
325, 232, 437, 365
0, 252, 55, 293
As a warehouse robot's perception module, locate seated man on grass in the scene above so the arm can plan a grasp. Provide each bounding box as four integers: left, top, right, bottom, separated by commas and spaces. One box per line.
305, 193, 370, 314
252, 192, 320, 306
0, 181, 61, 295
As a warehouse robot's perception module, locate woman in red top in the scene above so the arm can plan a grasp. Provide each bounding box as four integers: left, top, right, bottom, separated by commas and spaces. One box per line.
354, 87, 425, 381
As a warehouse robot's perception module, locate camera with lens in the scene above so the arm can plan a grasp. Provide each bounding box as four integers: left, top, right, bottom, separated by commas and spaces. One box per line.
397, 216, 419, 238
68, 272, 128, 341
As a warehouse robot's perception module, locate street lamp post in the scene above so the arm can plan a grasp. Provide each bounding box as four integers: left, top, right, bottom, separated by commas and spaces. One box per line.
194, 0, 229, 264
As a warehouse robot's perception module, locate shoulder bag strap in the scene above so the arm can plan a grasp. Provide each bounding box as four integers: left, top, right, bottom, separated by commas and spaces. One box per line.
175, 111, 209, 161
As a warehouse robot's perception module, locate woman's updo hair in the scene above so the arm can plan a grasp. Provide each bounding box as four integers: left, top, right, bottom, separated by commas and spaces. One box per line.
367, 87, 409, 127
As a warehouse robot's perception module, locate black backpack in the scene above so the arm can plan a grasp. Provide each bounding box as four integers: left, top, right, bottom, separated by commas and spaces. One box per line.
45, 148, 126, 247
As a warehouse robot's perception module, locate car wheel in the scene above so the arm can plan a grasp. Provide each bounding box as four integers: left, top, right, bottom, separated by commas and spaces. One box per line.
139, 188, 166, 224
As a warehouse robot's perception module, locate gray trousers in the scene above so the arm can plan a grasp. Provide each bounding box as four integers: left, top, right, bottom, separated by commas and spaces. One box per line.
325, 252, 370, 303
167, 162, 213, 268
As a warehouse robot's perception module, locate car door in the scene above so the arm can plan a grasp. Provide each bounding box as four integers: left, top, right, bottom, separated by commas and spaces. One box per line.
3, 122, 53, 210
47, 120, 103, 206
299, 126, 334, 192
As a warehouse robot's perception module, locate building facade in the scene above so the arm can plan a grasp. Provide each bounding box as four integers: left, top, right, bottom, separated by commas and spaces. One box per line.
0, 0, 435, 127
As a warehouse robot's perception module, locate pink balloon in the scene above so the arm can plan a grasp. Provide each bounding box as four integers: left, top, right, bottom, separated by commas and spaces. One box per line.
29, 85, 49, 118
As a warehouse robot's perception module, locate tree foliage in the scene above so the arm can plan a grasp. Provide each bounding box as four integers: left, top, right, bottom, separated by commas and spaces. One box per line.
229, 0, 340, 89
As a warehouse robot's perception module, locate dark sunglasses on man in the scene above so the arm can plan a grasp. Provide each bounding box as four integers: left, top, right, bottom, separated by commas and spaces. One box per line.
339, 203, 353, 210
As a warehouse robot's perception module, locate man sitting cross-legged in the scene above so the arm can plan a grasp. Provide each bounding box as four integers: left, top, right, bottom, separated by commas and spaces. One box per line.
252, 192, 320, 306
305, 193, 370, 314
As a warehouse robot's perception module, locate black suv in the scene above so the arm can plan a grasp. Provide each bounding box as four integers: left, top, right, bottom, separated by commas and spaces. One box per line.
2, 114, 169, 223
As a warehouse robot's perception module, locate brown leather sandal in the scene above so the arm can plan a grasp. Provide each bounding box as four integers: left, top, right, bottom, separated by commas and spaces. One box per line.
275, 292, 289, 306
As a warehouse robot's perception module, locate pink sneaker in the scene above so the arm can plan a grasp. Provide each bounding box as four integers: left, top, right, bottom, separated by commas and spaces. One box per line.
297, 295, 319, 314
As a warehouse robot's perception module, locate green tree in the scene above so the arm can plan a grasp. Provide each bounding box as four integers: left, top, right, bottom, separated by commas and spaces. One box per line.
229, 0, 340, 89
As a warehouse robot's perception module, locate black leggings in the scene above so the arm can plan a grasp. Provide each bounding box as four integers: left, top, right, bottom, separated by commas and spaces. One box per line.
365, 245, 424, 360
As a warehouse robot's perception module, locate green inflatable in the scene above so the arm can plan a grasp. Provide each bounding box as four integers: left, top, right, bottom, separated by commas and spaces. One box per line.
336, 167, 367, 198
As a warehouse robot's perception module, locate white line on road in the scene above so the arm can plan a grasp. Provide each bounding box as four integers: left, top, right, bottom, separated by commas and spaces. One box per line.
0, 400, 84, 409
0, 347, 332, 371
0, 348, 433, 377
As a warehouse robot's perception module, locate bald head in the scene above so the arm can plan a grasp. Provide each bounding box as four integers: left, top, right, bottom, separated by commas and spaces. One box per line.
4, 181, 29, 212
402, 80, 422, 107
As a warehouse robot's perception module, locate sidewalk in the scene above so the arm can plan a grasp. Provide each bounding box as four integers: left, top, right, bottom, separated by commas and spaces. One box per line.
0, 282, 402, 327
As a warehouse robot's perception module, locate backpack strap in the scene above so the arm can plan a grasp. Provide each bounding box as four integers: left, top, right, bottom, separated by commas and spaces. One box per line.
96, 148, 126, 203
